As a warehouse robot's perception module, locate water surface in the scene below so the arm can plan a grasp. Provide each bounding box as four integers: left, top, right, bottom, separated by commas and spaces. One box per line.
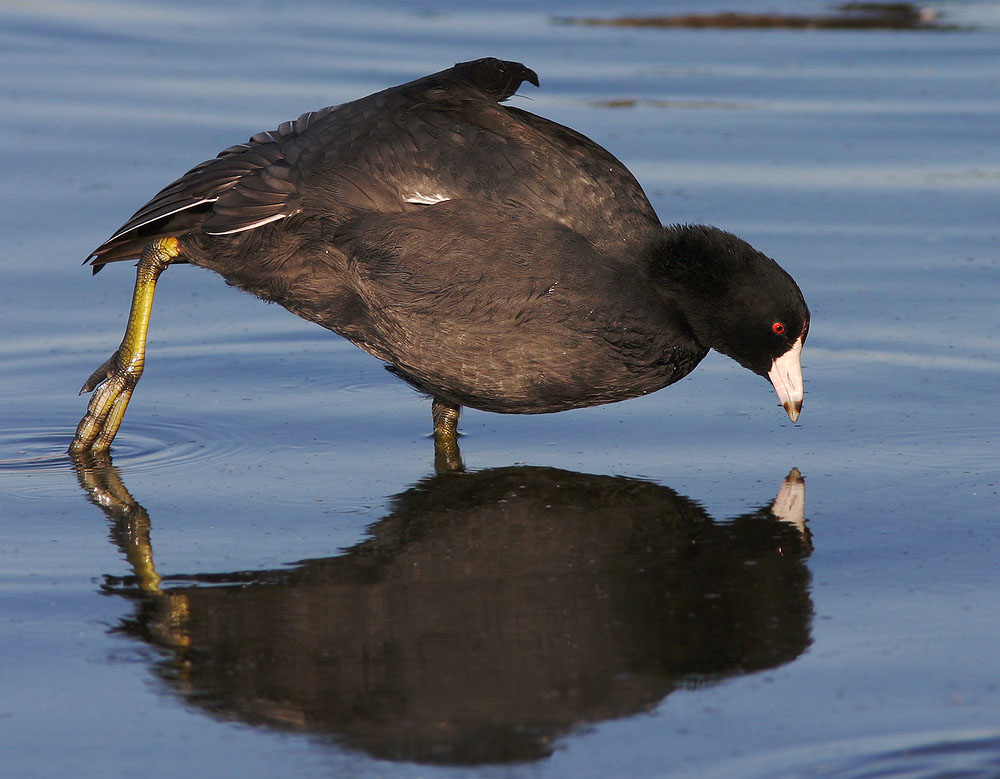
2, 1, 999, 776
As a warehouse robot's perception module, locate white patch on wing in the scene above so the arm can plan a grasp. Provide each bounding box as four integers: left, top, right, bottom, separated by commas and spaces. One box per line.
204, 212, 290, 236
107, 197, 219, 242
405, 192, 451, 205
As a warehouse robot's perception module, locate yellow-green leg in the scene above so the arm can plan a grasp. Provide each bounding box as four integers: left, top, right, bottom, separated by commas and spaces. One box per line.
432, 398, 464, 473
69, 237, 181, 454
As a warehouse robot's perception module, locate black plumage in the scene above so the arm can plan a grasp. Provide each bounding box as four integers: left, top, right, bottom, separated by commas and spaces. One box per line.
74, 57, 809, 463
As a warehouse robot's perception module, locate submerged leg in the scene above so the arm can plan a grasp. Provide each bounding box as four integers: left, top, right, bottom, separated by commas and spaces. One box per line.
69, 237, 181, 454
432, 398, 463, 473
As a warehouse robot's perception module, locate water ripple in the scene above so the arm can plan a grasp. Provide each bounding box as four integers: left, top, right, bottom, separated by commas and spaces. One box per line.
0, 428, 78, 473
0, 418, 253, 477
730, 730, 1000, 779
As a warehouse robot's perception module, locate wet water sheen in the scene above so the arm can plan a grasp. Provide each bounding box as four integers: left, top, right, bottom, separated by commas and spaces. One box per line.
2, 1, 999, 777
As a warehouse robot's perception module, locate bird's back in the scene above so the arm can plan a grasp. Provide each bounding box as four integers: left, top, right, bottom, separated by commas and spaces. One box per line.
87, 58, 662, 269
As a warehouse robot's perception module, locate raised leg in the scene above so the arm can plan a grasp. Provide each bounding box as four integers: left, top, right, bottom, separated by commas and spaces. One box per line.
69, 237, 180, 454
432, 398, 464, 473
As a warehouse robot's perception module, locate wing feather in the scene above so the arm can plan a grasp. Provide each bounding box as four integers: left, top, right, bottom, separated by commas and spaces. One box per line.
87, 107, 341, 265
87, 58, 659, 273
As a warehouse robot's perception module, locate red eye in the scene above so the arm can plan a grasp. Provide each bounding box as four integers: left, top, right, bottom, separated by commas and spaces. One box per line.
772, 321, 786, 335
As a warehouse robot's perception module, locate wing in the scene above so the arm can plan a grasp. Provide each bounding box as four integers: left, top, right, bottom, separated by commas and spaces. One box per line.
87, 108, 325, 267
87, 58, 540, 269
87, 57, 661, 272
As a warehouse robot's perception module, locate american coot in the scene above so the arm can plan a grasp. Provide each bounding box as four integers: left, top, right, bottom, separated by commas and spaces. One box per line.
70, 58, 809, 466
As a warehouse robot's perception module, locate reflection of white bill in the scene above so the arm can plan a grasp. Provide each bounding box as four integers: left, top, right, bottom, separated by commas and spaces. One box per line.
772, 467, 806, 536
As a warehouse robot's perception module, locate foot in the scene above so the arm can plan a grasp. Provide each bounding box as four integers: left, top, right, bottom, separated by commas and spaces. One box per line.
69, 351, 143, 453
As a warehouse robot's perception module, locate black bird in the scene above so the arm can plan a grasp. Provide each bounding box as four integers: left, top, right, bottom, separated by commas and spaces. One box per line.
70, 58, 809, 466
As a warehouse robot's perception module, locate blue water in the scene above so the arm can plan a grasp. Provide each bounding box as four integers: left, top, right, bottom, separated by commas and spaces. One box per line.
2, 1, 1000, 776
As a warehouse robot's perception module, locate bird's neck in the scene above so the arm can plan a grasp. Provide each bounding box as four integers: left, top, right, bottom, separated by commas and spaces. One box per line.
646, 225, 735, 350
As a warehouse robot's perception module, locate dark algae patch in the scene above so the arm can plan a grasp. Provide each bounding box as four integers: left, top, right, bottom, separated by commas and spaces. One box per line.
556, 3, 956, 31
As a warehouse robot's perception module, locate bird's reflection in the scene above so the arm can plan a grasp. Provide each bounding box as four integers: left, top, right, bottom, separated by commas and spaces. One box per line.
73, 454, 812, 765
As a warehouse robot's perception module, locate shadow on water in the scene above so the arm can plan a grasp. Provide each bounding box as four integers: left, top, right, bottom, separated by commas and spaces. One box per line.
72, 454, 813, 766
